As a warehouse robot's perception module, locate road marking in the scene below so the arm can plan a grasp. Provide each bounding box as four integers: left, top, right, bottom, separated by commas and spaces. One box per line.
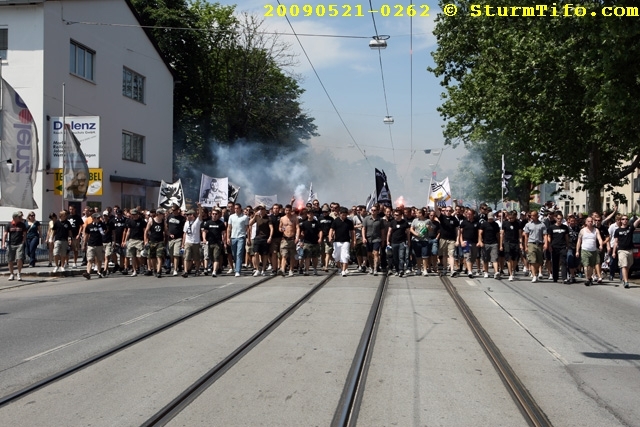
25, 340, 81, 361
181, 293, 206, 302
466, 280, 476, 287
219, 283, 232, 288
120, 312, 155, 325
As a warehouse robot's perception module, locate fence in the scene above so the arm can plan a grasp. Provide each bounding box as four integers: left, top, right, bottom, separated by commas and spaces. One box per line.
0, 222, 56, 266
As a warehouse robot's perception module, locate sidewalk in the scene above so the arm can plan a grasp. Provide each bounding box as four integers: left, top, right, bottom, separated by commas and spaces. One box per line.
0, 263, 86, 279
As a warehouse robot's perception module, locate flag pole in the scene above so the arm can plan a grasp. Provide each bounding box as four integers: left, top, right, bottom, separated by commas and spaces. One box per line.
61, 83, 65, 210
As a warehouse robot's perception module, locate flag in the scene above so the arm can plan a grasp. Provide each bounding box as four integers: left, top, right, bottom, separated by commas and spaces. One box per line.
365, 189, 377, 212
428, 177, 453, 207
62, 125, 90, 201
228, 182, 240, 203
375, 168, 392, 207
307, 182, 317, 203
0, 75, 39, 208
255, 194, 277, 208
501, 155, 513, 195
158, 179, 186, 210
199, 174, 228, 207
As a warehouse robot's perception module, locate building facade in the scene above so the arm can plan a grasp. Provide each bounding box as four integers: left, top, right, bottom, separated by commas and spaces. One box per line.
0, 0, 173, 218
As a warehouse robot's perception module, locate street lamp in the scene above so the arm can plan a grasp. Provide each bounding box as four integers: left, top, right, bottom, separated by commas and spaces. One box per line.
369, 35, 389, 49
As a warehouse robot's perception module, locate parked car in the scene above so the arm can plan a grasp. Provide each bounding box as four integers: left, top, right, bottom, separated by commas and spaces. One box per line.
630, 229, 640, 275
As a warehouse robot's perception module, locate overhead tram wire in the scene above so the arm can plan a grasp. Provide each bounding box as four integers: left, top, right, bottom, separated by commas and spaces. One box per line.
402, 4, 416, 183
275, 0, 372, 168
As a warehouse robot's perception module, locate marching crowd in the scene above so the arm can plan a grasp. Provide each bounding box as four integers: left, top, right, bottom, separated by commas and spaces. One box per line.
2, 199, 638, 288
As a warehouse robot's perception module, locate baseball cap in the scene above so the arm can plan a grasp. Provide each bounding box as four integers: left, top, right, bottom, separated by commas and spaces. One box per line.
91, 212, 101, 219
130, 208, 139, 215
12, 211, 23, 218
487, 212, 495, 219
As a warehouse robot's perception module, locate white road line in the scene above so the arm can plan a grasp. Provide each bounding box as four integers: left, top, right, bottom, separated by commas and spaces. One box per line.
182, 293, 206, 302
219, 283, 232, 288
120, 312, 155, 325
25, 340, 81, 361
466, 280, 477, 287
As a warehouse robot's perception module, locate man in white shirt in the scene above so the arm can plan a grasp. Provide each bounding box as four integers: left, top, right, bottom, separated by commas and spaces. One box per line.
181, 206, 202, 277
227, 203, 250, 277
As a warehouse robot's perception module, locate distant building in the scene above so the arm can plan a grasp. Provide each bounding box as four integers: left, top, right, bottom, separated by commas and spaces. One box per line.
0, 0, 173, 216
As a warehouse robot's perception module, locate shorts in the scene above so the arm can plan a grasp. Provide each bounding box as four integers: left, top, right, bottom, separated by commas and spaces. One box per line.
482, 243, 499, 263
86, 246, 105, 262
567, 248, 578, 269
184, 242, 201, 262
70, 236, 81, 253
104, 242, 114, 257
413, 240, 430, 258
126, 239, 144, 258
206, 242, 223, 261
303, 243, 321, 259
322, 240, 334, 255
280, 237, 296, 259
438, 239, 456, 257
270, 237, 282, 254
580, 249, 599, 267
462, 243, 478, 263
503, 242, 519, 261
7, 244, 24, 263
527, 243, 544, 265
54, 240, 69, 257
148, 241, 165, 259
354, 242, 367, 257
252, 238, 269, 256
168, 238, 182, 257
617, 250, 633, 268
366, 242, 381, 253
333, 241, 351, 264
428, 238, 439, 257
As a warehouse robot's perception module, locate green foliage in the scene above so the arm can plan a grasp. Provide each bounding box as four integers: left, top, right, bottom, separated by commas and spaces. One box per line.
430, 0, 640, 212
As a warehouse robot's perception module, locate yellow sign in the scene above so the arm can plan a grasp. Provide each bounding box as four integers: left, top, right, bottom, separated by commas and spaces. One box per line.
54, 168, 103, 196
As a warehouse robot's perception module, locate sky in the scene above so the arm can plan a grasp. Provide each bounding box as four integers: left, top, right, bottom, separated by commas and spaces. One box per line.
214, 0, 467, 207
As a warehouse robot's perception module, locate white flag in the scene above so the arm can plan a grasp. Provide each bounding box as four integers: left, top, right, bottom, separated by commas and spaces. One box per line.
365, 189, 377, 212
199, 174, 228, 207
63, 125, 90, 201
0, 76, 39, 208
307, 182, 317, 203
228, 182, 240, 203
255, 194, 277, 208
428, 177, 452, 208
158, 179, 186, 210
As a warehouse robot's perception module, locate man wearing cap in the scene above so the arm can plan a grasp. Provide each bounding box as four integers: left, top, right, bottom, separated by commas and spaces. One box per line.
226, 203, 250, 277
145, 209, 168, 278
122, 208, 146, 277
181, 206, 203, 277
2, 211, 27, 281
82, 213, 106, 279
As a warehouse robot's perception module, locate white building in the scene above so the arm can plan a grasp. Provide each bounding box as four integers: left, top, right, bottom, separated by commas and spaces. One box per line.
0, 0, 173, 218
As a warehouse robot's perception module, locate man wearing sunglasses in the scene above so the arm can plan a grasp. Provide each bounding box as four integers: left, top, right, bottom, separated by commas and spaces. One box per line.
611, 215, 640, 289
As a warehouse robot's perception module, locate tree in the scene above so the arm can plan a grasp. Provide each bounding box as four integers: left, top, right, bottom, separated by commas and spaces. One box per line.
429, 0, 640, 212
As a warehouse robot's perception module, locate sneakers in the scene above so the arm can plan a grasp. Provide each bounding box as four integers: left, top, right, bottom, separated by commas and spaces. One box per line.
253, 270, 259, 277
172, 270, 178, 276
278, 269, 285, 276
211, 271, 217, 277
597, 277, 603, 284
227, 268, 234, 275
538, 273, 544, 280
313, 268, 318, 276
341, 270, 347, 277
156, 271, 162, 278
468, 273, 474, 279
494, 272, 500, 279
423, 271, 429, 277
53, 266, 59, 273
72, 263, 78, 269
624, 282, 630, 289
483, 272, 489, 278
59, 266, 66, 272
82, 272, 91, 280
182, 272, 188, 278
532, 276, 538, 283
261, 270, 266, 276
508, 275, 514, 281
8, 274, 14, 281
131, 271, 138, 277
235, 272, 240, 277
373, 270, 378, 276
288, 270, 294, 277
144, 270, 153, 276
548, 274, 553, 280
585, 279, 592, 286
563, 279, 570, 284
451, 271, 458, 277
399, 270, 404, 277
16, 273, 21, 281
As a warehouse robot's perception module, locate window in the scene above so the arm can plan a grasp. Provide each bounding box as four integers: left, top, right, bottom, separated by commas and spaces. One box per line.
69, 41, 94, 81
0, 29, 7, 60
122, 67, 145, 103
122, 131, 144, 163
121, 194, 146, 210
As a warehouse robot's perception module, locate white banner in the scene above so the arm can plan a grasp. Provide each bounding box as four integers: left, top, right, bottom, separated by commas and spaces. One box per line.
62, 125, 90, 201
228, 182, 240, 203
254, 194, 277, 208
0, 76, 39, 209
199, 174, 228, 207
428, 177, 453, 208
158, 179, 186, 210
50, 116, 100, 168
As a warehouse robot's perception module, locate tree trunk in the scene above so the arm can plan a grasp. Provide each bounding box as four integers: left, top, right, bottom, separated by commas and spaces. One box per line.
587, 147, 602, 214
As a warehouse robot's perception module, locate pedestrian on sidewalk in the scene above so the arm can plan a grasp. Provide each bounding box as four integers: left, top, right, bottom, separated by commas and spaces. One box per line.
25, 211, 41, 267
2, 211, 27, 281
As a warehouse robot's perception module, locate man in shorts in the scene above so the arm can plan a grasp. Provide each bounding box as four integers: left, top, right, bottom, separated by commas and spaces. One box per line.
318, 205, 334, 271
299, 208, 322, 275
166, 203, 186, 276
329, 207, 355, 277
278, 204, 300, 277
2, 211, 27, 281
500, 210, 522, 281
248, 205, 273, 276
611, 215, 640, 288
201, 208, 226, 277
362, 204, 384, 276
122, 208, 146, 277
145, 208, 168, 278
433, 204, 460, 277
52, 210, 72, 273
523, 210, 547, 283
182, 208, 203, 277
82, 213, 106, 279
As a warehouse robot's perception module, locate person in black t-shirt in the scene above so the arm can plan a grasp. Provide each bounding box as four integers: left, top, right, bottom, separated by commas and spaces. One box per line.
478, 212, 501, 279
82, 213, 106, 279
52, 211, 72, 273
386, 209, 410, 277
299, 209, 323, 275
612, 215, 640, 288
145, 209, 168, 277
433, 205, 460, 277
123, 209, 146, 277
201, 209, 226, 276
329, 207, 355, 277
166, 204, 187, 275
2, 211, 27, 281
318, 206, 334, 272
500, 211, 522, 281
66, 205, 84, 268
546, 211, 570, 283
458, 208, 479, 278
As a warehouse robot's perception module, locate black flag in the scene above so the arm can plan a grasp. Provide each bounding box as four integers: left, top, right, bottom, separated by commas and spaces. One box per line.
375, 168, 392, 208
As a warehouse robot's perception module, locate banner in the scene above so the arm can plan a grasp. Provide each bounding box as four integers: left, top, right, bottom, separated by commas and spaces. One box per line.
158, 179, 186, 210
375, 168, 392, 207
228, 182, 240, 203
501, 155, 513, 196
199, 174, 228, 207
63, 125, 90, 201
428, 177, 453, 208
255, 194, 277, 208
54, 168, 103, 196
365, 189, 377, 212
0, 76, 39, 209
